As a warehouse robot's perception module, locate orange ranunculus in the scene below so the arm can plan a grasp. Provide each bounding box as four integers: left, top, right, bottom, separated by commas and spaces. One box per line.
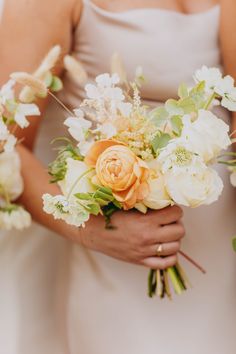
85, 140, 150, 210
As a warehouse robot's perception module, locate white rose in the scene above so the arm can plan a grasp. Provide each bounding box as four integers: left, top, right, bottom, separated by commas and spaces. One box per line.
157, 139, 223, 207
181, 110, 231, 163
143, 160, 172, 210
0, 151, 23, 200
59, 158, 95, 199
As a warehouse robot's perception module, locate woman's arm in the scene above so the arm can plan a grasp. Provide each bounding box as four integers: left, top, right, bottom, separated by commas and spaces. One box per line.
220, 0, 236, 138
0, 0, 185, 268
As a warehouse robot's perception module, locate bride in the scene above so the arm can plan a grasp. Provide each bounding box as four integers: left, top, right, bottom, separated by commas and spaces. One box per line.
0, 0, 235, 353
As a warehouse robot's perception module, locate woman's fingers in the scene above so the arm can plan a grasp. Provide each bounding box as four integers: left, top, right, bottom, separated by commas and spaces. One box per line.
149, 205, 183, 225
141, 254, 178, 270
149, 241, 181, 257
142, 221, 185, 246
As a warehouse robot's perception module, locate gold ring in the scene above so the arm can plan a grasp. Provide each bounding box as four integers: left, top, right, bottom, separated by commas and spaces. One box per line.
156, 244, 163, 257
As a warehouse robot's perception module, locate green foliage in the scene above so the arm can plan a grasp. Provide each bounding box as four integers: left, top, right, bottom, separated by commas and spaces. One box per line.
50, 76, 63, 92
148, 107, 169, 127
171, 115, 183, 136
178, 83, 188, 99
75, 186, 121, 221
151, 132, 171, 153
48, 139, 83, 183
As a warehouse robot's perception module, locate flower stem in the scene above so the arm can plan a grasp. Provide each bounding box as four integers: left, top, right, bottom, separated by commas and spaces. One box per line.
179, 250, 206, 274
48, 91, 74, 116
67, 168, 94, 200
204, 92, 216, 110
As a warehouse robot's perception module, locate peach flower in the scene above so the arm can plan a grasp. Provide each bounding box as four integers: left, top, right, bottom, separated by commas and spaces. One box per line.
85, 140, 150, 210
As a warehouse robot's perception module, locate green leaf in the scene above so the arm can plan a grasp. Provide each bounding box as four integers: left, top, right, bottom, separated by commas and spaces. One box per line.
165, 99, 183, 116
178, 83, 188, 99
50, 76, 63, 92
149, 107, 169, 127
171, 116, 183, 136
74, 193, 93, 201
178, 97, 196, 114
48, 140, 83, 183
85, 203, 101, 216
232, 237, 236, 252
151, 132, 171, 153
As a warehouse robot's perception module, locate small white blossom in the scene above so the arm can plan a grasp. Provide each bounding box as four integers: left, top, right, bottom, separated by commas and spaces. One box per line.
97, 122, 117, 138
194, 66, 222, 92
64, 111, 92, 142
0, 118, 10, 141
42, 194, 90, 228
0, 151, 24, 200
0, 206, 31, 230
0, 80, 15, 105
215, 76, 236, 111
4, 134, 17, 152
14, 103, 40, 128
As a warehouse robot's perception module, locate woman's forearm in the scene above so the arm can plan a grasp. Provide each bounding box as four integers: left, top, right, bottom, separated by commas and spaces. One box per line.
17, 144, 82, 242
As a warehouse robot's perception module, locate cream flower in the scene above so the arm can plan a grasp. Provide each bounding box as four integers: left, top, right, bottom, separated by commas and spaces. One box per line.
215, 75, 236, 111
181, 110, 231, 163
157, 139, 223, 207
0, 151, 24, 201
85, 140, 150, 210
59, 158, 95, 199
143, 160, 172, 210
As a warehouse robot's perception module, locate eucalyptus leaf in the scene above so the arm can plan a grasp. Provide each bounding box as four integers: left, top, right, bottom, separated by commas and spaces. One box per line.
178, 83, 188, 99
149, 107, 169, 127
171, 115, 183, 136
151, 132, 171, 153
178, 97, 196, 114
165, 99, 183, 116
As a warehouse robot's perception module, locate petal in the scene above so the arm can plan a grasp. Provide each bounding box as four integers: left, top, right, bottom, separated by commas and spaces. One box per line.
84, 140, 124, 167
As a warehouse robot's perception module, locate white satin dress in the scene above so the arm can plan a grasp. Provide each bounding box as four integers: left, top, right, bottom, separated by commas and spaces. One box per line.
0, 2, 235, 354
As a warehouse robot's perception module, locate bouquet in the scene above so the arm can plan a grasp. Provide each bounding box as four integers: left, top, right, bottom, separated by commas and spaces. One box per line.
9, 47, 236, 298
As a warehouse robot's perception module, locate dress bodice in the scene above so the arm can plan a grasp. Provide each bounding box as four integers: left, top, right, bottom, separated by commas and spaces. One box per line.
63, 1, 220, 107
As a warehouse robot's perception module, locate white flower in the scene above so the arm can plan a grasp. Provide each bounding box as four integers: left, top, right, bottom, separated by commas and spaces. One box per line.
0, 151, 24, 200
215, 75, 236, 111
194, 66, 222, 92
143, 160, 172, 210
0, 206, 31, 230
59, 158, 95, 199
181, 110, 231, 163
157, 139, 223, 207
14, 103, 40, 128
64, 110, 92, 142
4, 134, 17, 152
0, 80, 15, 105
97, 122, 117, 138
0, 118, 10, 141
42, 193, 89, 227
229, 167, 236, 187
96, 73, 120, 87
84, 73, 131, 119
78, 140, 95, 156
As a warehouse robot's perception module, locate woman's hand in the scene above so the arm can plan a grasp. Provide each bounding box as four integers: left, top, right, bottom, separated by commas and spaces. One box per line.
79, 206, 185, 269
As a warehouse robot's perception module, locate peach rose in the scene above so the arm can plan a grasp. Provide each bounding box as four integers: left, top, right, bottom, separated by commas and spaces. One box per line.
85, 140, 150, 210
